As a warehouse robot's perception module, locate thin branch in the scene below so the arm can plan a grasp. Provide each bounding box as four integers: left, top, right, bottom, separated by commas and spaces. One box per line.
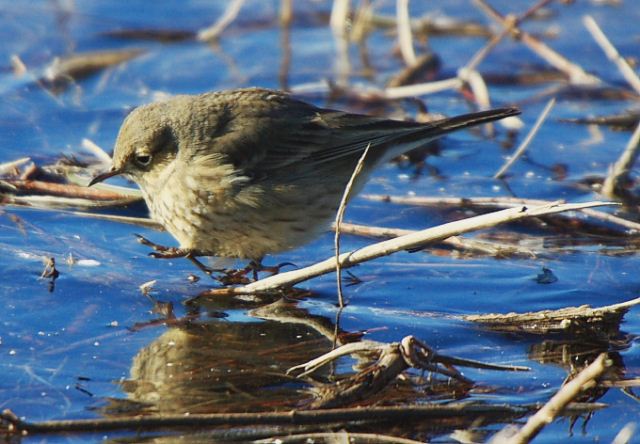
0, 157, 31, 175
384, 77, 463, 99
0, 404, 530, 435
336, 222, 537, 257
202, 201, 614, 296
197, 0, 245, 42
256, 432, 426, 444
1, 179, 134, 201
396, 0, 417, 66
473, 0, 600, 85
81, 138, 111, 165
462, 0, 554, 73
464, 27, 510, 72
280, 0, 293, 26
330, 0, 350, 35
330, 0, 351, 86
10, 54, 27, 76
494, 97, 555, 179
458, 68, 494, 134
335, 143, 370, 307
70, 212, 163, 229
601, 120, 640, 198
351, 0, 375, 43
583, 15, 640, 96
500, 353, 610, 444
363, 194, 637, 232
3, 194, 139, 210
611, 423, 637, 444
465, 296, 640, 335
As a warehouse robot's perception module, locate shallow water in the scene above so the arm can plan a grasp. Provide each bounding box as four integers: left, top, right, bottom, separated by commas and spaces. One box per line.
1, 1, 639, 442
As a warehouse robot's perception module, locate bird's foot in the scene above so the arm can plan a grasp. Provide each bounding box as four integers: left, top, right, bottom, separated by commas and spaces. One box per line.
135, 234, 190, 258
134, 234, 220, 277
216, 269, 253, 285
134, 235, 295, 283
215, 260, 296, 285
246, 260, 296, 279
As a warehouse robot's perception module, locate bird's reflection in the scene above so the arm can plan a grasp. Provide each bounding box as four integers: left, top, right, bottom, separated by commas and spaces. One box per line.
109, 298, 337, 415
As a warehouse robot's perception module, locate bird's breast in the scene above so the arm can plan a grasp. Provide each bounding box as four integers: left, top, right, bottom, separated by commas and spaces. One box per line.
139, 169, 346, 259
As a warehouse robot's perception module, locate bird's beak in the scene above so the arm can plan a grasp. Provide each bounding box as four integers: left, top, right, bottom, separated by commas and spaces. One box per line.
88, 166, 122, 187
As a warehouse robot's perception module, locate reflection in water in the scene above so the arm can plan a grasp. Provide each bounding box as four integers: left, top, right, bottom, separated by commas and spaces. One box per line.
99, 297, 526, 442
116, 308, 333, 414
98, 289, 637, 440
528, 337, 629, 434
529, 336, 629, 401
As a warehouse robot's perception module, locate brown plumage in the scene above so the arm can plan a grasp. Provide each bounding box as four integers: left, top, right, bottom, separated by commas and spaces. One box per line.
90, 88, 519, 260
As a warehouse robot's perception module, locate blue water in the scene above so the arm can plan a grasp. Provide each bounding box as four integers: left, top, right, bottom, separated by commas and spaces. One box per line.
1, 1, 639, 442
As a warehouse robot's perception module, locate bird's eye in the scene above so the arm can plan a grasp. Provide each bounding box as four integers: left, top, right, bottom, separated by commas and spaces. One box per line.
135, 154, 152, 167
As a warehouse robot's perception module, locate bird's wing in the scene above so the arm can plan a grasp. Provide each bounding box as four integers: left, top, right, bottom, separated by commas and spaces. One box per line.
202, 98, 428, 178
179, 89, 519, 181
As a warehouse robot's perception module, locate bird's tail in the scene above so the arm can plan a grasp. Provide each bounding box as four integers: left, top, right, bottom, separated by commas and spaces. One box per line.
426, 107, 520, 136
370, 106, 520, 165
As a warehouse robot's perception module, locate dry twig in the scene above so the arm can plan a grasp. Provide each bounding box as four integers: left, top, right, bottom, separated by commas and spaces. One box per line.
71, 212, 162, 228
583, 15, 640, 96
601, 121, 640, 199
197, 0, 245, 42
330, 0, 350, 35
335, 143, 370, 307
396, 0, 417, 66
473, 0, 600, 86
201, 201, 613, 296
336, 222, 537, 257
363, 194, 637, 232
493, 353, 610, 444
385, 77, 463, 99
0, 157, 31, 176
494, 97, 555, 179
0, 404, 530, 435
458, 68, 492, 120
256, 432, 426, 444
330, 0, 351, 86
1, 179, 134, 201
465, 297, 640, 336
81, 139, 111, 165
42, 48, 146, 91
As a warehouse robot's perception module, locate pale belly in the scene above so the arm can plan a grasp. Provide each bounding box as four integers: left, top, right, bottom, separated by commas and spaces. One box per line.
142, 180, 342, 260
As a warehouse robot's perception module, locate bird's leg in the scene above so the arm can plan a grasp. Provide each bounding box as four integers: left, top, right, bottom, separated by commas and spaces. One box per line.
244, 259, 296, 280
134, 234, 219, 277
135, 234, 185, 256
216, 259, 296, 285
186, 255, 218, 277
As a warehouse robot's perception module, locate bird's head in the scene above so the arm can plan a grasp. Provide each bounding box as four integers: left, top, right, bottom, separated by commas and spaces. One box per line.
89, 102, 180, 190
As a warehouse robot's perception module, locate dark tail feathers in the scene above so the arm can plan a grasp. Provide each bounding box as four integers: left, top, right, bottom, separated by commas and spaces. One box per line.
431, 107, 520, 135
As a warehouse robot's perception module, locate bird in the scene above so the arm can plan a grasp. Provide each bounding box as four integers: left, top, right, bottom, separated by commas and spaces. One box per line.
89, 88, 519, 271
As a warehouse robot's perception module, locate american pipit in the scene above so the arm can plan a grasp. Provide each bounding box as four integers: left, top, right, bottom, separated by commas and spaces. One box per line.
90, 88, 519, 266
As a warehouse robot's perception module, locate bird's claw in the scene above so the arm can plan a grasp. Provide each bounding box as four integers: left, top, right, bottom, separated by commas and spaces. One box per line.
134, 235, 296, 283
255, 261, 296, 276
214, 261, 296, 285
135, 234, 171, 252
148, 250, 189, 259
